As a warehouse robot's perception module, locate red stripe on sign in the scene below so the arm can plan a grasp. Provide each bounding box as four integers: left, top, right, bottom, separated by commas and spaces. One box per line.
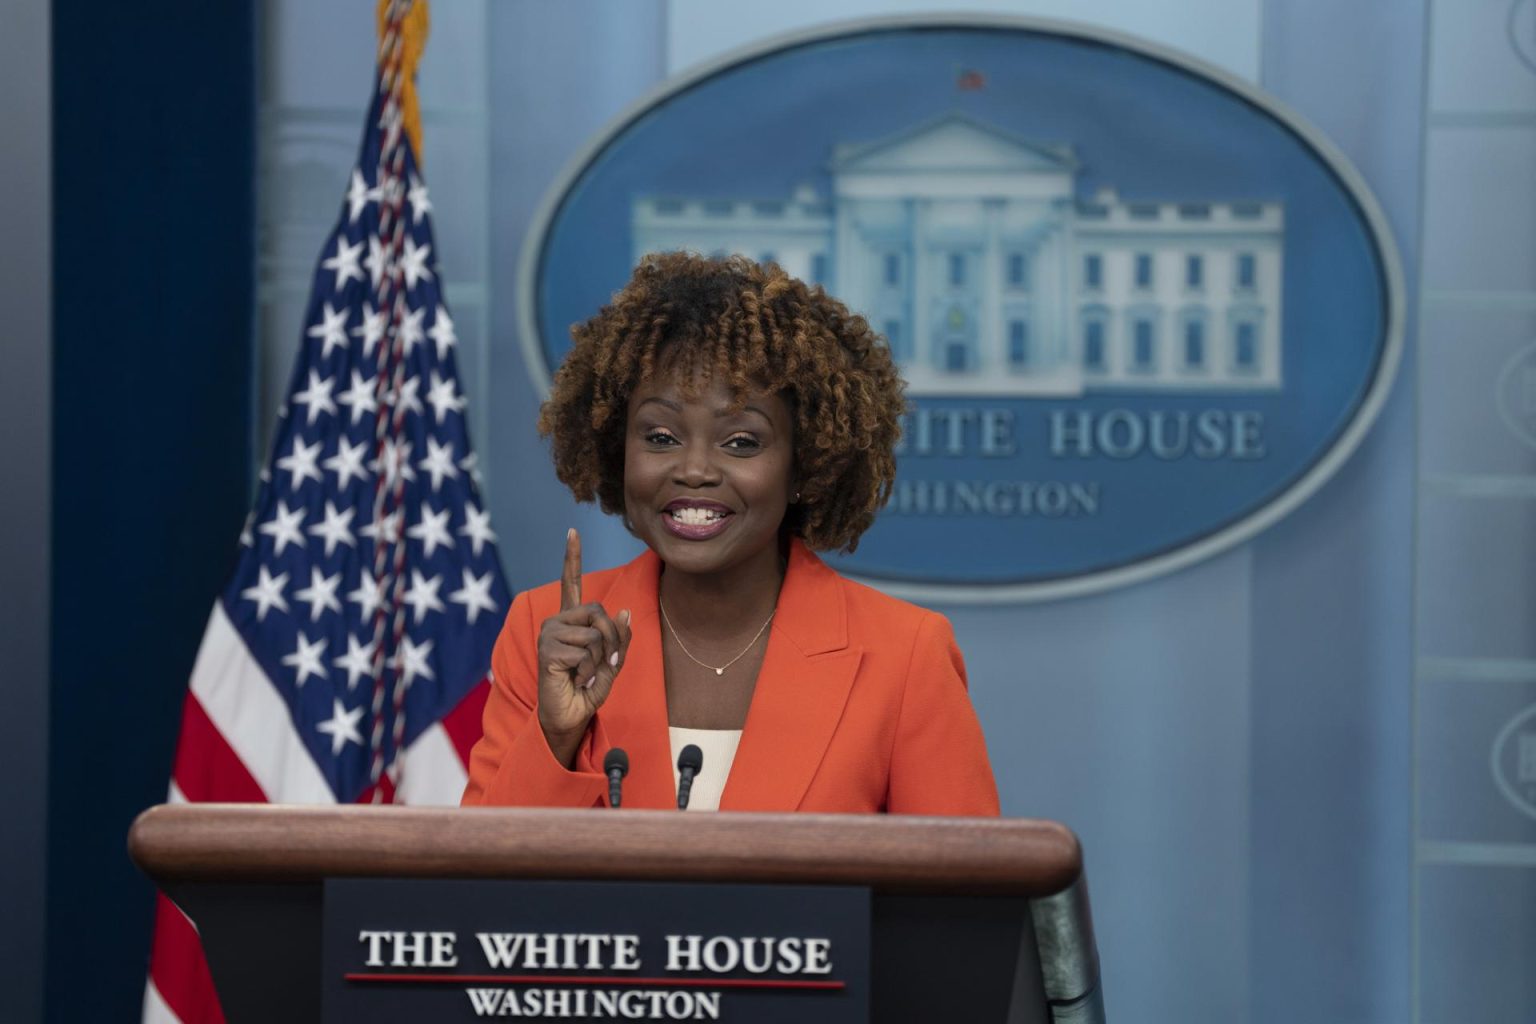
344, 973, 846, 989
149, 895, 228, 1023
439, 677, 489, 767
171, 693, 267, 804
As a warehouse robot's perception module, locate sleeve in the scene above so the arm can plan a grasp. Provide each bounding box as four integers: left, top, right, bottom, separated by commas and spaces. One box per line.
885, 611, 1001, 816
459, 589, 608, 807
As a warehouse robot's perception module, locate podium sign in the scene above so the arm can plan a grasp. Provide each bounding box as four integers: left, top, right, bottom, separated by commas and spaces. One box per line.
128, 806, 1101, 1022
322, 879, 870, 1022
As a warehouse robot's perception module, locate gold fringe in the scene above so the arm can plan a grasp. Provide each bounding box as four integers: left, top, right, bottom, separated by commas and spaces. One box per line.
376, 0, 430, 165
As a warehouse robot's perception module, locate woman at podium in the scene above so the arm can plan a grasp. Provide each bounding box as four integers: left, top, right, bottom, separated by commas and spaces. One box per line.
462, 253, 998, 815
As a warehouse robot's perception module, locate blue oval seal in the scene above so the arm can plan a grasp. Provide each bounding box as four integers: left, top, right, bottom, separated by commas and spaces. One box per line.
519, 16, 1404, 601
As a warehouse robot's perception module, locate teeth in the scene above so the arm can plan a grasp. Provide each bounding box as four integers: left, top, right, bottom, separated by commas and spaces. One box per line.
671, 507, 725, 525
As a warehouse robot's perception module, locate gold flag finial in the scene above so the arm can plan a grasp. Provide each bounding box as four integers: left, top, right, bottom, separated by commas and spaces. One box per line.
377, 0, 430, 164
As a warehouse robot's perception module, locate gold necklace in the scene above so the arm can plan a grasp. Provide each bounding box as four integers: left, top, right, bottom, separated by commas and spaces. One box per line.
659, 601, 775, 677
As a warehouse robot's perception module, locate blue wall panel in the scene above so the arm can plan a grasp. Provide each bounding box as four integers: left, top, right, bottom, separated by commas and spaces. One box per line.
1251, 2, 1423, 1020
49, 3, 256, 1018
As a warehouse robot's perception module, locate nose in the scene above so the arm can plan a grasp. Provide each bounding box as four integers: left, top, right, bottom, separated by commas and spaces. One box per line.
674, 442, 721, 488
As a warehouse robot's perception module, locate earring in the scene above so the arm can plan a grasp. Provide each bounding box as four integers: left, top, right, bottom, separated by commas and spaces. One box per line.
792, 491, 801, 503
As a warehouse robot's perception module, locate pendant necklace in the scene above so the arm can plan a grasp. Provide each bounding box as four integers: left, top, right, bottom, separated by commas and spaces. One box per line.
659, 601, 775, 676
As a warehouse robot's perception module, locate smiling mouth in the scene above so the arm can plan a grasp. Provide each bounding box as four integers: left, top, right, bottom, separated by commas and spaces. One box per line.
660, 502, 735, 540
669, 507, 729, 525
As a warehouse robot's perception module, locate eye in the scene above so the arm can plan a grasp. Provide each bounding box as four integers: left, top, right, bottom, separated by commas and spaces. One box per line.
642, 429, 679, 446
723, 434, 762, 452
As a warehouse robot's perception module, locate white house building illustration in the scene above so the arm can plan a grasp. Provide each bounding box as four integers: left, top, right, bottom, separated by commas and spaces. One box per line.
632, 114, 1284, 397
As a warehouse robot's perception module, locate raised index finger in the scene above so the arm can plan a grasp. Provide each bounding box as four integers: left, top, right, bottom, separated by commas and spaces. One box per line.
561, 528, 582, 611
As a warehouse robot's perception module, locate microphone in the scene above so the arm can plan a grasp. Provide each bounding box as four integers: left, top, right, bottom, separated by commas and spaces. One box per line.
676, 744, 703, 811
603, 748, 629, 808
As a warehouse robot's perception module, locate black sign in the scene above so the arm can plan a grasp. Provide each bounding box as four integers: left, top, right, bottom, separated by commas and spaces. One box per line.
322, 879, 870, 1022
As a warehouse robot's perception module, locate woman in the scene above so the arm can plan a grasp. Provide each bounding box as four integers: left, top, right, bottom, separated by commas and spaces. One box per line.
462, 253, 998, 814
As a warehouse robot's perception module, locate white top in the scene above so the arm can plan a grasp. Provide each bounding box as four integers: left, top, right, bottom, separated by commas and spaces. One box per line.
668, 727, 743, 812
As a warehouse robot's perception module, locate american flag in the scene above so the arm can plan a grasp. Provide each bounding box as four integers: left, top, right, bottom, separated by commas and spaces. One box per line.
143, 4, 508, 1020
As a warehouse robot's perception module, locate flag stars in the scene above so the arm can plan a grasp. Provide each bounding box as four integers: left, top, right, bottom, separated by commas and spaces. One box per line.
321, 236, 365, 292
240, 566, 289, 621
337, 370, 379, 426
426, 371, 466, 424
419, 437, 459, 492
306, 302, 351, 358
402, 569, 445, 624
275, 437, 323, 489
308, 501, 357, 557
348, 571, 385, 621
316, 698, 365, 755
296, 567, 342, 622
407, 502, 454, 556
282, 632, 328, 687
459, 504, 497, 557
389, 374, 424, 417
365, 236, 390, 290
428, 305, 456, 360
449, 568, 499, 625
361, 508, 404, 546
333, 633, 378, 690
352, 302, 388, 358
345, 169, 381, 224
370, 440, 415, 490
397, 306, 427, 357
459, 451, 484, 487
376, 170, 404, 207
407, 175, 432, 224
258, 500, 307, 555
393, 636, 435, 689
222, 139, 508, 786
400, 236, 433, 290
214, 120, 512, 797
292, 370, 338, 425
325, 437, 370, 490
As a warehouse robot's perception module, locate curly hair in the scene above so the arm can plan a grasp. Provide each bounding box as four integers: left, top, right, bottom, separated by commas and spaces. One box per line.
538, 251, 906, 553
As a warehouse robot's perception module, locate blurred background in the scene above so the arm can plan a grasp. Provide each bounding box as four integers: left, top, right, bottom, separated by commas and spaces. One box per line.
2, 0, 1534, 1021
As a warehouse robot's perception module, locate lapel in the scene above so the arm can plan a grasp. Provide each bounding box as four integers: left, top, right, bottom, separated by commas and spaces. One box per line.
590, 541, 862, 811
590, 550, 675, 809
720, 541, 862, 811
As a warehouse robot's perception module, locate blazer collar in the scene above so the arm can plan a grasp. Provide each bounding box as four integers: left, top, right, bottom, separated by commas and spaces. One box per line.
592, 539, 861, 811
765, 540, 850, 657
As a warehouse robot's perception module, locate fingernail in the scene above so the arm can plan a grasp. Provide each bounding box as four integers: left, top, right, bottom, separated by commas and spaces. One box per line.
620, 609, 631, 624
609, 652, 620, 668
585, 676, 596, 689
567, 527, 575, 540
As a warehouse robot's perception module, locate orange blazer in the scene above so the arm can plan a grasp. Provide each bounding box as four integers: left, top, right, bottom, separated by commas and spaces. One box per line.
461, 539, 999, 815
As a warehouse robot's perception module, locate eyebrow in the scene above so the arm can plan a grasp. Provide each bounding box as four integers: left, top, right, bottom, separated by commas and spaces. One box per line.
637, 396, 773, 424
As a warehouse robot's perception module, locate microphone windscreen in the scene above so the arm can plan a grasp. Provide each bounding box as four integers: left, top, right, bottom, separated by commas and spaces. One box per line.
603, 748, 629, 777
677, 743, 703, 773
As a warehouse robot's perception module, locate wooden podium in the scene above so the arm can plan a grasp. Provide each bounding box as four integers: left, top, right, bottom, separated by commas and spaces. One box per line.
130, 805, 1104, 1022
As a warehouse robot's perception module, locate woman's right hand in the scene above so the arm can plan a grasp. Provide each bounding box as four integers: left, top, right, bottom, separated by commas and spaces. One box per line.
536, 528, 632, 767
